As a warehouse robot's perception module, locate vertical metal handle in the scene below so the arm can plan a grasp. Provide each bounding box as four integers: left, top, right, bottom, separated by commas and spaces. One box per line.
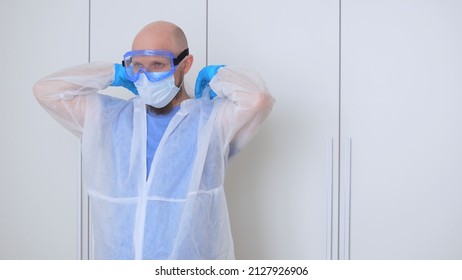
342, 138, 352, 259
326, 138, 334, 260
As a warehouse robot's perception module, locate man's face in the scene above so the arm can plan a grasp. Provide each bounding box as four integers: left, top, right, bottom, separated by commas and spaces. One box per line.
130, 54, 173, 74
123, 50, 179, 83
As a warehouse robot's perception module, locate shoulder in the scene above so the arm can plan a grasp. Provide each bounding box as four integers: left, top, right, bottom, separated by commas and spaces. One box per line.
85, 94, 138, 122
179, 97, 228, 116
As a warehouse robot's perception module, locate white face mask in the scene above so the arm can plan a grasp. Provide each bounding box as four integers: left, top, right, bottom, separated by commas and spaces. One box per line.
134, 73, 182, 108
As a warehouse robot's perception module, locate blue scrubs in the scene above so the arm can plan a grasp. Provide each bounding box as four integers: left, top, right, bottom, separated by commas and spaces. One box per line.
146, 106, 180, 174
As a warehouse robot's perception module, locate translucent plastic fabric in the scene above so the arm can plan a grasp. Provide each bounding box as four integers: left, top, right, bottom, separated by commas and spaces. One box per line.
33, 62, 274, 259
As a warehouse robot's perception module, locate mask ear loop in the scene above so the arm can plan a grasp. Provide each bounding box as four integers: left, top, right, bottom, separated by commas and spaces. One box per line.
173, 57, 189, 89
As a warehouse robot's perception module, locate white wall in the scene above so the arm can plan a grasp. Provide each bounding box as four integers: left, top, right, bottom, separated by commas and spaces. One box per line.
0, 0, 87, 259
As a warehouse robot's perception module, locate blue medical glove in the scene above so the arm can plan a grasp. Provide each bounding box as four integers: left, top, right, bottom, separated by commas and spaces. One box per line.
110, 63, 138, 95
194, 65, 225, 99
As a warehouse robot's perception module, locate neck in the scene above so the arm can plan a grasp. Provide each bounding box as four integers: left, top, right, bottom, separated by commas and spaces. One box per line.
172, 88, 190, 106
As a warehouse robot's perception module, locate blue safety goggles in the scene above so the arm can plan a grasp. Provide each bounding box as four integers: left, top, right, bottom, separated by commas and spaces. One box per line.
122, 48, 189, 82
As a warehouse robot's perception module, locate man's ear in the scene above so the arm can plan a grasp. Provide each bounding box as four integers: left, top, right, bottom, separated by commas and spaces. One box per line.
182, 55, 194, 74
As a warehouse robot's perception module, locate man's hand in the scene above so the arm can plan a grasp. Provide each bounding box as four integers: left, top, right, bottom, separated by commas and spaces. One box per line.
110, 63, 139, 95
194, 65, 225, 99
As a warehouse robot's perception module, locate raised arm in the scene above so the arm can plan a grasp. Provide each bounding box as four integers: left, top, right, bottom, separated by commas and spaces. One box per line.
33, 62, 114, 138
209, 66, 275, 157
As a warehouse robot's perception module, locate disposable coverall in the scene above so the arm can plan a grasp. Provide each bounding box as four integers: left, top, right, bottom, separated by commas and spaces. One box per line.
33, 62, 274, 259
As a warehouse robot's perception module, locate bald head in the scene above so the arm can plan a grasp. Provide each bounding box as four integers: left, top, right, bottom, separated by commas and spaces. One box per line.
132, 21, 188, 56
131, 21, 194, 113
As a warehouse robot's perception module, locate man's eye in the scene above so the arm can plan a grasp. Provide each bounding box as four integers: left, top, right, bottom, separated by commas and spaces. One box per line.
133, 63, 143, 69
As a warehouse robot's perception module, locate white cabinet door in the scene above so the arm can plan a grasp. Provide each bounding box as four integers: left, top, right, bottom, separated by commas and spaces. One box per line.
0, 0, 88, 259
341, 0, 462, 259
208, 0, 340, 259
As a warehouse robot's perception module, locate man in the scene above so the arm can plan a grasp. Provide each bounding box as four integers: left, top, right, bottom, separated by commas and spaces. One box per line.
33, 21, 274, 259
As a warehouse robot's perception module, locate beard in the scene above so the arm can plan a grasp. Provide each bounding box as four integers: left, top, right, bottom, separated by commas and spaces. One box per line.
147, 102, 174, 115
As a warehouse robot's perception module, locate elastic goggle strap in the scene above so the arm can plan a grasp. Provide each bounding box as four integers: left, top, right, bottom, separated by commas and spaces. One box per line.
173, 48, 189, 65
122, 48, 189, 67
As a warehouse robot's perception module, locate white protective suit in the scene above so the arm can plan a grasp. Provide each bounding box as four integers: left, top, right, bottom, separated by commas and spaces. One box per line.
33, 62, 274, 259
